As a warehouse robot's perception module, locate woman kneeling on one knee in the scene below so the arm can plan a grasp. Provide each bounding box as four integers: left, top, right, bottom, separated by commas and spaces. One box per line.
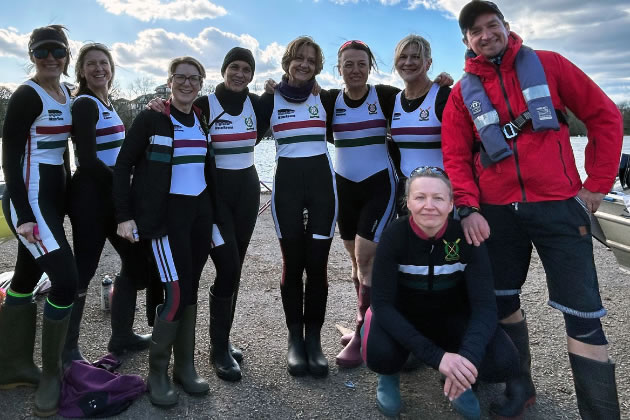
114, 56, 216, 408
363, 167, 520, 419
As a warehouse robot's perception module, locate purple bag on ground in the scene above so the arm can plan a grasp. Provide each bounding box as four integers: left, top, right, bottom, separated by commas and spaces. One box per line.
59, 354, 146, 418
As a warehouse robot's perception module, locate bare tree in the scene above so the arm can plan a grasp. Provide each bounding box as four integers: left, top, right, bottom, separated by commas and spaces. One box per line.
200, 83, 215, 97
128, 77, 154, 98
0, 85, 14, 133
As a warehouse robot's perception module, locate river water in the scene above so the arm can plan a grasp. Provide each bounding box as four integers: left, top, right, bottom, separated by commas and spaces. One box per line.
1, 137, 629, 186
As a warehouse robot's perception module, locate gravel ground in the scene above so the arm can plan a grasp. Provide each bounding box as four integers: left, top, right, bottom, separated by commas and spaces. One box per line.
0, 194, 628, 419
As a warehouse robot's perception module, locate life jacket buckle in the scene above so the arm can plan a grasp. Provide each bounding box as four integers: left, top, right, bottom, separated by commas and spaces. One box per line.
502, 122, 519, 139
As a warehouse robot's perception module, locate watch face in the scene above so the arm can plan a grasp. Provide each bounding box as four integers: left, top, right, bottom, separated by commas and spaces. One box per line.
458, 207, 474, 218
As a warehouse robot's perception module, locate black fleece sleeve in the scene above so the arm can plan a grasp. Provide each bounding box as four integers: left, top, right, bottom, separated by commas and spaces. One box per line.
193, 96, 210, 122
112, 110, 153, 223
435, 86, 452, 123
256, 93, 275, 141
249, 93, 271, 144
458, 242, 498, 368
375, 84, 401, 122
72, 97, 114, 188
1, 85, 42, 226
321, 89, 338, 144
370, 222, 446, 369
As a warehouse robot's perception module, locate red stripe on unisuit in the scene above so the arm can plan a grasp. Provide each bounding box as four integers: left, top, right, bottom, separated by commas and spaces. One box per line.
332, 119, 386, 132
211, 131, 257, 142
173, 139, 207, 148
35, 125, 72, 135
165, 281, 180, 320
95, 124, 125, 136
39, 240, 49, 254
391, 126, 441, 136
273, 120, 326, 132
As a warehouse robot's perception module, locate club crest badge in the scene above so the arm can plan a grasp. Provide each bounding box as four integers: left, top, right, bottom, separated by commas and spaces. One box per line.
367, 103, 377, 115
308, 105, 319, 118
244, 115, 254, 130
469, 100, 482, 115
418, 107, 430, 121
443, 238, 461, 262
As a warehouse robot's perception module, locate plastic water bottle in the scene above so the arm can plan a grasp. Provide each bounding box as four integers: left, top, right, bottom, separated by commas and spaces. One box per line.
101, 275, 113, 311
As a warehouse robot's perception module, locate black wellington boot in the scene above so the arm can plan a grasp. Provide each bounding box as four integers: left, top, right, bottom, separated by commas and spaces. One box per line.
0, 302, 41, 389
108, 275, 151, 355
490, 312, 536, 419
173, 305, 209, 395
569, 353, 620, 420
281, 281, 307, 377
147, 306, 179, 408
61, 292, 88, 368
228, 278, 243, 363
209, 287, 241, 382
304, 279, 329, 378
34, 312, 71, 417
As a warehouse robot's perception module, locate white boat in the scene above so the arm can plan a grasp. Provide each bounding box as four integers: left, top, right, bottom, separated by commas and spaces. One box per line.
592, 154, 630, 273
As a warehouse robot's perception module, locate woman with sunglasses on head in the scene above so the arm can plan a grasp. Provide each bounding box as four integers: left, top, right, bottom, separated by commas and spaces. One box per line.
362, 167, 519, 419
113, 56, 215, 407
147, 47, 270, 382
0, 25, 77, 416
62, 43, 151, 368
257, 36, 337, 378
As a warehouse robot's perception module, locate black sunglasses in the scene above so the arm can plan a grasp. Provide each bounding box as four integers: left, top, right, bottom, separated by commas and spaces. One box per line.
31, 47, 68, 60
410, 166, 449, 178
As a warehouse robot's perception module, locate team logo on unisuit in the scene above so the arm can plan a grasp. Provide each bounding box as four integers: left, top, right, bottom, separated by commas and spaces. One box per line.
308, 105, 319, 118
173, 124, 184, 132
244, 115, 254, 130
443, 238, 461, 262
469, 100, 482, 115
102, 111, 112, 120
367, 103, 377, 115
335, 108, 346, 117
418, 107, 430, 121
392, 112, 401, 121
48, 109, 63, 121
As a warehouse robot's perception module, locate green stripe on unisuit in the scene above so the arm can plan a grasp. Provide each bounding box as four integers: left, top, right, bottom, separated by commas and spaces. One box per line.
334, 136, 385, 148
146, 151, 171, 162
96, 139, 124, 151
213, 146, 255, 155
398, 141, 441, 149
276, 134, 325, 145
37, 140, 67, 149
172, 155, 205, 165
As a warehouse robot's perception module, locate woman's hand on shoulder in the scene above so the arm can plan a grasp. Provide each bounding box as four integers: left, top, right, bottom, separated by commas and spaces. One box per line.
439, 352, 478, 400
434, 72, 454, 87
117, 220, 139, 243
264, 79, 277, 94
17, 222, 39, 244
145, 97, 167, 113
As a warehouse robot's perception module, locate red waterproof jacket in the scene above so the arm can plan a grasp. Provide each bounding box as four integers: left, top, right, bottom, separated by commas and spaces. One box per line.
442, 32, 623, 207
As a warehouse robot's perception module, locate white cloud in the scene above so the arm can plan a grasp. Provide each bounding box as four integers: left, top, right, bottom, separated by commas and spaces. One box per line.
0, 27, 29, 58
97, 0, 227, 22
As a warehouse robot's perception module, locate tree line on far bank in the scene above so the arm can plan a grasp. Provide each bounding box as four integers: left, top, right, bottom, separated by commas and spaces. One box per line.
1, 84, 629, 138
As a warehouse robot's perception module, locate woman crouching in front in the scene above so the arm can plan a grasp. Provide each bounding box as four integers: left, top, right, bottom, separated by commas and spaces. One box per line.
363, 167, 519, 419
113, 57, 215, 407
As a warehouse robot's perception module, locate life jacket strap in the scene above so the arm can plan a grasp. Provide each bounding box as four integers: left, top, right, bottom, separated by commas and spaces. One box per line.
502, 109, 567, 140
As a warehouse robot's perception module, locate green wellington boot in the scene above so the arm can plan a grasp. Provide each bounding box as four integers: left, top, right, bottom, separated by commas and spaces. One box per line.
210, 288, 241, 381
569, 353, 620, 420
147, 307, 180, 407
0, 302, 41, 389
107, 275, 151, 355
34, 312, 71, 417
173, 305, 209, 395
61, 293, 88, 368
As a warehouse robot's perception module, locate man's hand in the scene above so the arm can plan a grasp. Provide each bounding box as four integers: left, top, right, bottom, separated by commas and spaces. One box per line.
577, 188, 605, 213
146, 97, 167, 113
434, 72, 454, 87
461, 212, 490, 246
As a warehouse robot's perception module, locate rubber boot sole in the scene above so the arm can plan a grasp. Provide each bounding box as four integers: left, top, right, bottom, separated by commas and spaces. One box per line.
491, 395, 536, 420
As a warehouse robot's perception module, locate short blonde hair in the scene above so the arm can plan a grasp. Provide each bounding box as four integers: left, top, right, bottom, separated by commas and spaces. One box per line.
393, 34, 432, 70
281, 36, 324, 77
167, 56, 206, 80
75, 43, 115, 94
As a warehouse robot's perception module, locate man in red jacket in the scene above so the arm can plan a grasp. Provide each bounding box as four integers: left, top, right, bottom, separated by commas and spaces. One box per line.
442, 1, 622, 419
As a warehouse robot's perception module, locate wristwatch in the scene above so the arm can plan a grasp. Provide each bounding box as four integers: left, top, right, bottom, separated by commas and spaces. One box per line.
457, 206, 480, 219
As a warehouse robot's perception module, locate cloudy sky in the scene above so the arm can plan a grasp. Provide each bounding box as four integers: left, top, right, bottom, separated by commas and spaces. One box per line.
1, 0, 628, 102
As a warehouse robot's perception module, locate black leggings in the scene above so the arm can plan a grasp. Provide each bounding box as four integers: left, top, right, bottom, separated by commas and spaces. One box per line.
365, 309, 519, 383
69, 169, 148, 292
272, 155, 337, 327
150, 190, 212, 321
209, 165, 260, 298
2, 163, 78, 306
